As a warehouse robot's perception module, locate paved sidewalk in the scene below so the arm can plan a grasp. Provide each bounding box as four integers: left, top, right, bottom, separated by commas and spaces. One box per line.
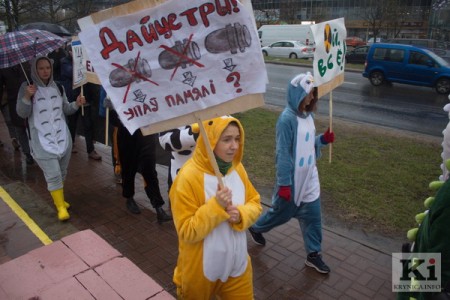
0, 115, 398, 299
0, 228, 174, 299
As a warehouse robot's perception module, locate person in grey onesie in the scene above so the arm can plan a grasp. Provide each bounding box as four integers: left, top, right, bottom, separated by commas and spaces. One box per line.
16, 56, 85, 221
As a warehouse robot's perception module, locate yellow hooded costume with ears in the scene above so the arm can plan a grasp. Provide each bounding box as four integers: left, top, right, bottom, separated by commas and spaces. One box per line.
170, 116, 262, 300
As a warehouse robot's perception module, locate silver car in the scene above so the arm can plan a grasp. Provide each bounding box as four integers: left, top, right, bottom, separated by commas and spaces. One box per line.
261, 40, 315, 59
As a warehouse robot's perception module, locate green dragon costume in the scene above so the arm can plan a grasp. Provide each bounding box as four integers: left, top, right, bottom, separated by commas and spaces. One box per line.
397, 97, 450, 300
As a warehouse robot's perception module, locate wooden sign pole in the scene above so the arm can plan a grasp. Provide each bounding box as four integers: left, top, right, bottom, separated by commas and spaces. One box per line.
195, 115, 224, 189
80, 85, 85, 116
105, 108, 109, 146
318, 73, 343, 164
329, 91, 333, 163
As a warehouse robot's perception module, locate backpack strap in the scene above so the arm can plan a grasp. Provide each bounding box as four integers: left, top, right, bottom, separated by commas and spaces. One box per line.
56, 82, 64, 97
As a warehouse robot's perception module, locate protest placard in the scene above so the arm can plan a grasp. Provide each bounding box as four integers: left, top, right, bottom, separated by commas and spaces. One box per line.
71, 37, 101, 85
78, 0, 267, 135
311, 18, 346, 98
71, 37, 89, 88
311, 18, 347, 162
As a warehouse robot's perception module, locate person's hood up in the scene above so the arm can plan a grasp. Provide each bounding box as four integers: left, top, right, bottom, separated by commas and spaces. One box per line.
286, 72, 315, 113
192, 115, 244, 175
30, 56, 53, 87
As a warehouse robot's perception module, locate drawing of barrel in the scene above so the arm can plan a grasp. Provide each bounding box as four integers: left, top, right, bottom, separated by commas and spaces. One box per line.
159, 39, 201, 70
205, 23, 251, 54
109, 57, 152, 88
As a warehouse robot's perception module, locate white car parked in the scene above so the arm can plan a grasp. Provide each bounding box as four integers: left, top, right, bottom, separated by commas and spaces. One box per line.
261, 40, 315, 59
367, 37, 387, 45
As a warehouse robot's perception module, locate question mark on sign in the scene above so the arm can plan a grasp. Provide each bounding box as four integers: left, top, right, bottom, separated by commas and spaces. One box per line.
226, 72, 242, 93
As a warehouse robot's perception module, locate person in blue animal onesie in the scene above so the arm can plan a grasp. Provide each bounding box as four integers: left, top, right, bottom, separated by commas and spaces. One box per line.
16, 56, 85, 221
248, 72, 335, 274
170, 115, 262, 299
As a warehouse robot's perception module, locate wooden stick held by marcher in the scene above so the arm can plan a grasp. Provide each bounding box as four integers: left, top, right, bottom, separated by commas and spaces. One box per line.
105, 107, 109, 146
80, 85, 85, 116
20, 63, 30, 85
329, 91, 333, 163
196, 115, 224, 189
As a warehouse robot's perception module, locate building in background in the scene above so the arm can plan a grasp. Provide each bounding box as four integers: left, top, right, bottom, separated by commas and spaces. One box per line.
1, 0, 447, 48
252, 0, 448, 47
0, 0, 132, 33
429, 0, 450, 45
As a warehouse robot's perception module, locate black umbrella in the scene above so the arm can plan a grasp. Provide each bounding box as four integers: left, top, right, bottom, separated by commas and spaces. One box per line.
19, 22, 72, 37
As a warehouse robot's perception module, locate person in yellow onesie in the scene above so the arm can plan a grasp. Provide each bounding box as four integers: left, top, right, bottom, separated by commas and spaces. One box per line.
170, 115, 262, 300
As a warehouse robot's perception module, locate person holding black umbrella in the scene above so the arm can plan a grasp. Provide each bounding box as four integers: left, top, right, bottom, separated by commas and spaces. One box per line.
1, 29, 66, 166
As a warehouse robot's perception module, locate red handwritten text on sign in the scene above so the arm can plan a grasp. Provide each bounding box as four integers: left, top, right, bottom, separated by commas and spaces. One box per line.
100, 0, 240, 59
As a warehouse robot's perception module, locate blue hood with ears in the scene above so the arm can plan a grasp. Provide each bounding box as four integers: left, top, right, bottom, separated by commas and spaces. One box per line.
286, 72, 315, 113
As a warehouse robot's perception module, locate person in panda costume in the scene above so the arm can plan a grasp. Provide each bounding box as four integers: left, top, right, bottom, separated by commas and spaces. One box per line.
170, 115, 262, 299
159, 124, 200, 192
248, 72, 334, 274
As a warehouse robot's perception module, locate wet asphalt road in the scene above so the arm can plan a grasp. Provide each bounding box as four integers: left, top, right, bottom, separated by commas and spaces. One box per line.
264, 63, 449, 137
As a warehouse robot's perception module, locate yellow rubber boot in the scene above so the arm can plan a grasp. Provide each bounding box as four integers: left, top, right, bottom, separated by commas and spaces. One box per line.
50, 189, 70, 221
61, 183, 70, 209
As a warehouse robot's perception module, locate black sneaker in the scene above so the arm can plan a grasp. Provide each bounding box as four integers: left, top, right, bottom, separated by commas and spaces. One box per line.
248, 227, 266, 246
156, 207, 172, 224
25, 154, 34, 165
12, 138, 20, 151
126, 198, 141, 214
305, 252, 330, 274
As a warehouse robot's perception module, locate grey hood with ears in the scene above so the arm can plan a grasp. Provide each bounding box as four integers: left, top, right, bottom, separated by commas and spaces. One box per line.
29, 56, 54, 87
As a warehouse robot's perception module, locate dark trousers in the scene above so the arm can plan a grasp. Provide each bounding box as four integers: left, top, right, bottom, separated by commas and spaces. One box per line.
67, 105, 95, 154
117, 125, 164, 208
0, 104, 30, 155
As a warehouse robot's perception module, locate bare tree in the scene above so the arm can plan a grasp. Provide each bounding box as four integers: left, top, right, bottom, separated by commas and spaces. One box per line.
279, 0, 301, 23
363, 0, 431, 40
0, 0, 100, 32
362, 0, 385, 41
384, 0, 406, 38
0, 0, 35, 30
61, 0, 94, 28
39, 0, 66, 23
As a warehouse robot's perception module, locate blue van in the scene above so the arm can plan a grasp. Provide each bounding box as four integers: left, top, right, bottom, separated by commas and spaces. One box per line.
362, 43, 450, 94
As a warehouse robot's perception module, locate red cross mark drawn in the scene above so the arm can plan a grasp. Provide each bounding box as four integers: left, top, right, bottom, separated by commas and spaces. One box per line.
111, 51, 159, 103
159, 34, 205, 81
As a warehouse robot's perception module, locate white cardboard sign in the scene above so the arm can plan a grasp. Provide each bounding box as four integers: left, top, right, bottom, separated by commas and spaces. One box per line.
78, 0, 267, 134
311, 18, 347, 86
71, 37, 88, 88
